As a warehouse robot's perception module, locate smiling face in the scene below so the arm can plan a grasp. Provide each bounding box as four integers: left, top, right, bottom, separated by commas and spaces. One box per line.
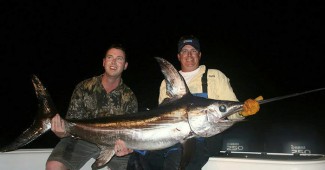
102, 48, 128, 78
177, 45, 201, 72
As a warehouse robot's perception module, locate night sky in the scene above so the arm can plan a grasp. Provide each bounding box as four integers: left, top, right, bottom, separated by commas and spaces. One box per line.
1, 1, 324, 149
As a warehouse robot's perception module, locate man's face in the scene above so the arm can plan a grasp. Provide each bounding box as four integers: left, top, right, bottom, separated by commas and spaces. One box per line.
103, 48, 128, 78
177, 45, 201, 72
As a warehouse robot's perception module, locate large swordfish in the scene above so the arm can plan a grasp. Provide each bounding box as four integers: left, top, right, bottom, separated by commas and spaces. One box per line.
1, 57, 324, 169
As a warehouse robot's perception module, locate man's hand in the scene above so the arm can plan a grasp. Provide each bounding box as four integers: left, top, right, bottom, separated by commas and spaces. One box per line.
240, 96, 263, 117
114, 139, 133, 156
51, 114, 69, 138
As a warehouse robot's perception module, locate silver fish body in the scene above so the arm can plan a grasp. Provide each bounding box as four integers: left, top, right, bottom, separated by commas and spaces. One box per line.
65, 95, 242, 151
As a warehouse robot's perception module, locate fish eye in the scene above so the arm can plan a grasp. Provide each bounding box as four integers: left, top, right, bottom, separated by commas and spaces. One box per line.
219, 105, 227, 112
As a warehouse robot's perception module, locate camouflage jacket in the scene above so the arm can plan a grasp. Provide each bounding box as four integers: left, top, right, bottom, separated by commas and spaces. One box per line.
65, 75, 138, 120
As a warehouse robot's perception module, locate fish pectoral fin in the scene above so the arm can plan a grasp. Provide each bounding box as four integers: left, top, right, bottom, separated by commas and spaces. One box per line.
92, 147, 115, 169
180, 138, 196, 170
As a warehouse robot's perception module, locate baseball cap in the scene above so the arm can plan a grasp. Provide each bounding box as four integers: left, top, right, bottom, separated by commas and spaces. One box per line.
177, 35, 200, 53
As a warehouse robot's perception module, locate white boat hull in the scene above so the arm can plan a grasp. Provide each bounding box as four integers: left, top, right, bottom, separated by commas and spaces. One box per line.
1, 149, 325, 170
203, 156, 325, 170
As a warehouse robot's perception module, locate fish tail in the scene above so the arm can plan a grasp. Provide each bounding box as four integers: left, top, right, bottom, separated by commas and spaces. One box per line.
0, 75, 57, 152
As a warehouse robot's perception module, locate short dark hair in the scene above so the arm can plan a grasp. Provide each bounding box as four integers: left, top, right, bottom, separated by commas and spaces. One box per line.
177, 35, 200, 53
106, 44, 128, 62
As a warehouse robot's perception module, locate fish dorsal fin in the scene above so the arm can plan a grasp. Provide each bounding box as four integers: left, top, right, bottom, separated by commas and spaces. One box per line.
155, 57, 190, 102
92, 146, 115, 169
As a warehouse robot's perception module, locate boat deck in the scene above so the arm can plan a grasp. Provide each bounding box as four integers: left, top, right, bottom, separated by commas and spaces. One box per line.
1, 149, 325, 170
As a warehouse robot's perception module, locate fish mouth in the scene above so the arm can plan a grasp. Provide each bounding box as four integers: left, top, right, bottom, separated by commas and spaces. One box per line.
220, 103, 244, 119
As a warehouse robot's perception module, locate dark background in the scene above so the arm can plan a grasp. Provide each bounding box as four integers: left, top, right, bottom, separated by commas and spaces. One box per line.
1, 1, 324, 151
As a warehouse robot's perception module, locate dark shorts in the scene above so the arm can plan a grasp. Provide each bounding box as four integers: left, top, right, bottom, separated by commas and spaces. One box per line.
48, 137, 131, 170
47, 137, 100, 170
128, 139, 209, 170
